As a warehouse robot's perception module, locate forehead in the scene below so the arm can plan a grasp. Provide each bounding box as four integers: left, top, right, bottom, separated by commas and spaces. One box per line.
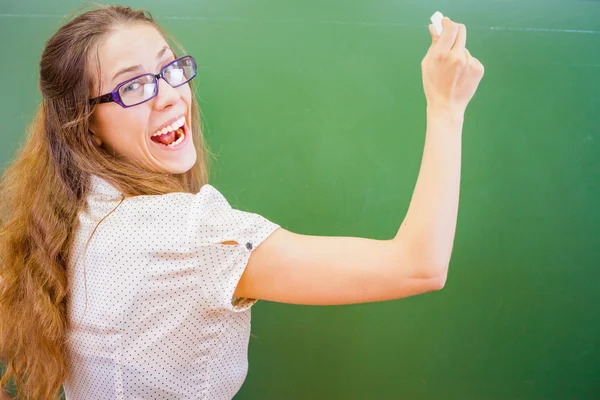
96, 23, 172, 87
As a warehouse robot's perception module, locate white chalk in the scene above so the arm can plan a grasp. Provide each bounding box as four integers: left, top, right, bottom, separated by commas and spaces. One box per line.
431, 11, 444, 35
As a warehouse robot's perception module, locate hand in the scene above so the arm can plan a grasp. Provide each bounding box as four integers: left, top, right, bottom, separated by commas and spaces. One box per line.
421, 17, 485, 114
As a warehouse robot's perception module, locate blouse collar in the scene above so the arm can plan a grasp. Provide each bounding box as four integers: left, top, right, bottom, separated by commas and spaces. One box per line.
89, 175, 123, 201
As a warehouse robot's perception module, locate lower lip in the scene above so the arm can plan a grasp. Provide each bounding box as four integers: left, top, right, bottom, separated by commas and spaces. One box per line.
150, 123, 190, 151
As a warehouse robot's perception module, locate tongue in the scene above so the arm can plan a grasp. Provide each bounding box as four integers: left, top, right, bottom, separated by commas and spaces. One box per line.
151, 131, 176, 146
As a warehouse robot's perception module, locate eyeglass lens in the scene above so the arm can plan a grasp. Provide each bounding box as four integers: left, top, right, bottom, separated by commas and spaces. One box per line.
118, 57, 196, 106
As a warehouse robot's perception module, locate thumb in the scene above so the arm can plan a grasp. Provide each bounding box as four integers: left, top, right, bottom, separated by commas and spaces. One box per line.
428, 24, 439, 46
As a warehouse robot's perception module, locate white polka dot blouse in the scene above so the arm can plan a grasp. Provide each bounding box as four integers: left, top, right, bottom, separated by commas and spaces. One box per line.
62, 175, 280, 399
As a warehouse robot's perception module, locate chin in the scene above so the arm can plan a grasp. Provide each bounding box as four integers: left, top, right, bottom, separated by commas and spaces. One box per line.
165, 154, 197, 175
165, 163, 196, 175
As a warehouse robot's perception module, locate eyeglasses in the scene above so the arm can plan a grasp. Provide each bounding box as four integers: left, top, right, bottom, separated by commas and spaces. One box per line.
89, 55, 197, 108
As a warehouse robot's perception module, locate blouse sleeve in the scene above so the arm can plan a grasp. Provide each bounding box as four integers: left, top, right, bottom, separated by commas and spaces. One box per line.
186, 184, 280, 312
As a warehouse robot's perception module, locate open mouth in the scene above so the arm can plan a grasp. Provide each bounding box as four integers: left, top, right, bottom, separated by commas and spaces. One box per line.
150, 116, 186, 147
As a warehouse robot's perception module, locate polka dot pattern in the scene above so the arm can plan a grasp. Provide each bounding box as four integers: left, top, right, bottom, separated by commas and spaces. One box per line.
62, 175, 280, 400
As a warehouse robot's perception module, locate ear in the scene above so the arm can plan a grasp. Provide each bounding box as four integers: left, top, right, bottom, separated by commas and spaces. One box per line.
89, 128, 102, 146
91, 134, 103, 146
89, 118, 102, 146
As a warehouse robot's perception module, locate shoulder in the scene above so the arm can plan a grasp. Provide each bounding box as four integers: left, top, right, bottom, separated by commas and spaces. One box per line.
122, 184, 231, 222
108, 184, 233, 237
86, 175, 232, 235
88, 174, 229, 221
86, 176, 278, 249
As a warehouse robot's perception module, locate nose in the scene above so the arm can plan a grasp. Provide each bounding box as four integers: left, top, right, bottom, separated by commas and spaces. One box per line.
152, 78, 180, 110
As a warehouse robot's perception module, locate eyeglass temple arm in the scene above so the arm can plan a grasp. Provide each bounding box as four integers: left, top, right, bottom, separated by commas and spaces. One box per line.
89, 93, 115, 105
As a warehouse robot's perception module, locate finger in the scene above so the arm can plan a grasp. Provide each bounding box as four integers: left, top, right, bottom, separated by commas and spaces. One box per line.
465, 48, 472, 63
465, 49, 477, 68
428, 24, 439, 45
466, 49, 485, 76
437, 17, 459, 52
472, 56, 485, 76
453, 23, 467, 51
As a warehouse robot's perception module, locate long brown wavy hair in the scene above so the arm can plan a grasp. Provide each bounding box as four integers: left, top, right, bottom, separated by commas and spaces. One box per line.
0, 5, 210, 399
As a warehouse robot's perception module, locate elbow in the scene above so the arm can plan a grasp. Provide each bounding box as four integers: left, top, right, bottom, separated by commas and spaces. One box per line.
414, 243, 452, 291
415, 259, 449, 292
391, 235, 451, 293
426, 271, 447, 291
424, 256, 450, 291
429, 256, 450, 289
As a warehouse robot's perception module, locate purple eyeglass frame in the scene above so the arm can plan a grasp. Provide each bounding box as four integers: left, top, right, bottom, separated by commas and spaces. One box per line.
89, 55, 197, 108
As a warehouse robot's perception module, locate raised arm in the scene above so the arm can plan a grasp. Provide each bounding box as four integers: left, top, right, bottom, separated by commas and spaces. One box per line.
235, 17, 485, 306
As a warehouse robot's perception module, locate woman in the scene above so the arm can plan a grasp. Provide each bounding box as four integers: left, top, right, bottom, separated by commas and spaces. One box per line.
0, 5, 484, 400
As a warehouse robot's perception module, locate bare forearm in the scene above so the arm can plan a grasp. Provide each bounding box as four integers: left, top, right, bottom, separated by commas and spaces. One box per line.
395, 106, 464, 276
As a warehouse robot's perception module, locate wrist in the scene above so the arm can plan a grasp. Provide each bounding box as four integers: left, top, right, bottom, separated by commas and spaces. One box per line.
426, 105, 465, 123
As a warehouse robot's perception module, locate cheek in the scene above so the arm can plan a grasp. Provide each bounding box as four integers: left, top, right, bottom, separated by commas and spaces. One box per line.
94, 108, 149, 151
182, 85, 193, 107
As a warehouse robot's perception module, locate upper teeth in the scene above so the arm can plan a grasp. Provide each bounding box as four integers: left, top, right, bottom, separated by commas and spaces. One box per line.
151, 117, 185, 137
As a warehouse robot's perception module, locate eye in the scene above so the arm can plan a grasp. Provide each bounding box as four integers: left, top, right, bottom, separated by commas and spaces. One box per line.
122, 80, 142, 93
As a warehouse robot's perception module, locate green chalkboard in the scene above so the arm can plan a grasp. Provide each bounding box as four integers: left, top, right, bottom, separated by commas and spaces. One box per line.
0, 0, 598, 399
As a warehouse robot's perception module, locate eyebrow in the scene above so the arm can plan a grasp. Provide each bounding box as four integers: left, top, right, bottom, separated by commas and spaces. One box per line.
111, 45, 171, 82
